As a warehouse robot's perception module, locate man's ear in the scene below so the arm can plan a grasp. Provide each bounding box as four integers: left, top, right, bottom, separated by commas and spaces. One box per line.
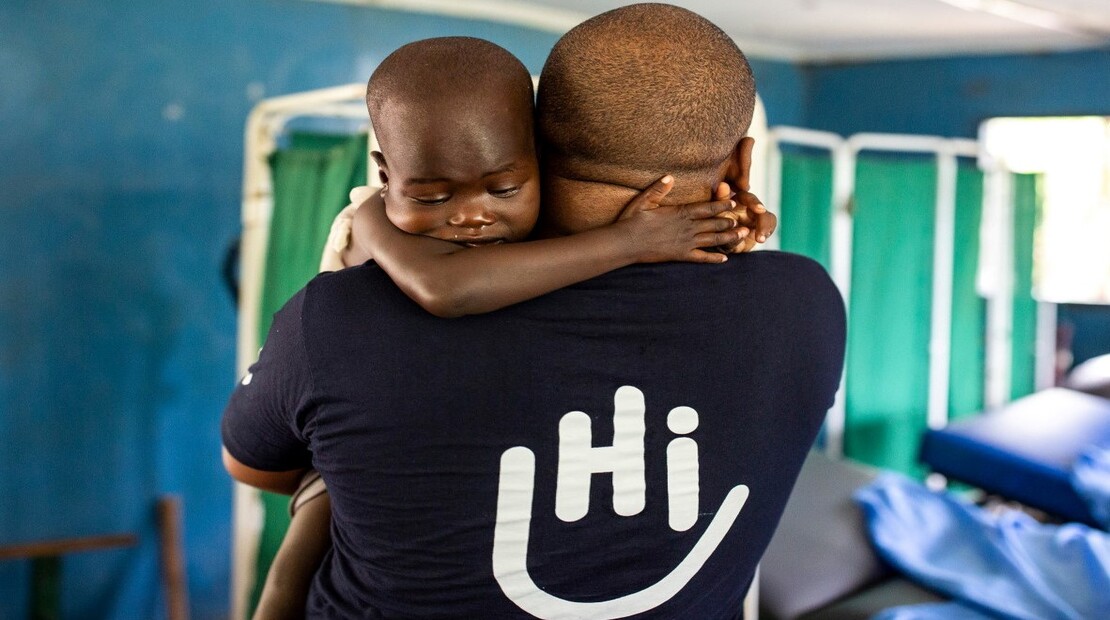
370, 151, 389, 187
721, 137, 755, 193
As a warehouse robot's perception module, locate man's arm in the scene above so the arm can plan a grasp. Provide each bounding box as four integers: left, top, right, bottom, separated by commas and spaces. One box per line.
222, 447, 306, 495
221, 289, 316, 490
347, 177, 741, 318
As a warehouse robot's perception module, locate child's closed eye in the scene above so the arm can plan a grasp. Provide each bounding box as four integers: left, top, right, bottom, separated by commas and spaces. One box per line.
411, 195, 450, 206
490, 187, 520, 198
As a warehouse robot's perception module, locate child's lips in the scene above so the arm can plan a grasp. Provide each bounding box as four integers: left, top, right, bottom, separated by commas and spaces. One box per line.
458, 237, 505, 248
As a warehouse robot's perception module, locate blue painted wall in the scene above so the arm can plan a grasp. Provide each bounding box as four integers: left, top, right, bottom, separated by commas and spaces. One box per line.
1060, 304, 1110, 368
4, 0, 1105, 615
749, 58, 808, 127
803, 47, 1110, 138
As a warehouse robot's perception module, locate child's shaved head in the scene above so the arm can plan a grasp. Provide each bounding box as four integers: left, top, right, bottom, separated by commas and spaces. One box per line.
363, 37, 542, 250
537, 3, 755, 183
366, 37, 534, 150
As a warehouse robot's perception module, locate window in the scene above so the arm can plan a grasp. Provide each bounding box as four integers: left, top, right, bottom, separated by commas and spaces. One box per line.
982, 117, 1110, 304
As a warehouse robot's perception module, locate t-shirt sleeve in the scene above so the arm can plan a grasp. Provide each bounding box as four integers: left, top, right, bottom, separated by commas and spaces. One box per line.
221, 288, 316, 472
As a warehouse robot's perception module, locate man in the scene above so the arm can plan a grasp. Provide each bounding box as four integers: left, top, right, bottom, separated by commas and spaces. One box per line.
223, 4, 845, 618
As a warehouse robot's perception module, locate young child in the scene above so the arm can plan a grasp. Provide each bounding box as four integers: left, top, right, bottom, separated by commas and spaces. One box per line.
253, 36, 774, 619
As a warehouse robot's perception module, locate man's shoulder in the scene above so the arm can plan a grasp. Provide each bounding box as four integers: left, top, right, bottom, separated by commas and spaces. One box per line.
304, 262, 400, 302
299, 262, 419, 326
654, 250, 838, 298
737, 250, 844, 314
734, 250, 830, 277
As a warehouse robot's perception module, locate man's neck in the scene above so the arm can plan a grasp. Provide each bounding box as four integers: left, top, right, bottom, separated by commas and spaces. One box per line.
537, 170, 721, 238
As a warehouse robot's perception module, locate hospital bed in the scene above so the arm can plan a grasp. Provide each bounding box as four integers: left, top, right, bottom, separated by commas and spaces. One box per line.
762, 371, 1110, 619
759, 452, 947, 620
920, 386, 1110, 527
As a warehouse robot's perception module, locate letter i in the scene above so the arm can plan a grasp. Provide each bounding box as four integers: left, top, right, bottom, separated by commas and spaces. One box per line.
666, 406, 699, 532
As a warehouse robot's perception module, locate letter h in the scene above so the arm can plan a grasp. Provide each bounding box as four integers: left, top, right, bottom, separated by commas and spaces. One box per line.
555, 386, 647, 521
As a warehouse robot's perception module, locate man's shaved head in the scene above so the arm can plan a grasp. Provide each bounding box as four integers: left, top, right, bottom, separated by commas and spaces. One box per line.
366, 37, 534, 150
537, 3, 755, 185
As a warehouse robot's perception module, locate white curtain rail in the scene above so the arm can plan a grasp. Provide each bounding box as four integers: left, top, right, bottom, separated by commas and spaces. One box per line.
766, 126, 852, 459
248, 82, 365, 116
307, 0, 586, 34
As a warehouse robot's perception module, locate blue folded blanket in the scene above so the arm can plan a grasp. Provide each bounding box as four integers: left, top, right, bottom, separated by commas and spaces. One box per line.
855, 474, 1110, 620
1072, 443, 1110, 530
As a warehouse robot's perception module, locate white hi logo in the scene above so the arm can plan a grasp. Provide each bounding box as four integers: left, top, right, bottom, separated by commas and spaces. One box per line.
492, 386, 750, 619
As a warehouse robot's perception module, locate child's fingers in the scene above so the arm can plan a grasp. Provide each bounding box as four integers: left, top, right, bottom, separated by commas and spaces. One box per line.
714, 181, 734, 201
617, 175, 674, 220
684, 249, 729, 264
736, 191, 766, 213
736, 137, 755, 192
713, 227, 750, 254
752, 211, 778, 244
683, 199, 736, 220
692, 216, 740, 235
638, 174, 674, 207
724, 201, 775, 244
731, 233, 758, 253
693, 229, 741, 248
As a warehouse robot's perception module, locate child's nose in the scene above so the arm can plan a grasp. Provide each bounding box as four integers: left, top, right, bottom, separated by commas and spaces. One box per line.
447, 201, 496, 228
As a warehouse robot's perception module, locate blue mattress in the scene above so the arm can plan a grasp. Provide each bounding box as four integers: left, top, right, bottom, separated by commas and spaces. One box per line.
919, 388, 1110, 525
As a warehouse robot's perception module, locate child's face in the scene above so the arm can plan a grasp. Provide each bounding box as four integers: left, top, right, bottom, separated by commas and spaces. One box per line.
374, 96, 540, 247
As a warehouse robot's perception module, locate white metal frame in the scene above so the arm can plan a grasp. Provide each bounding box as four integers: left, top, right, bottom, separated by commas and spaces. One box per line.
1035, 302, 1058, 390
982, 174, 1059, 403
980, 159, 1017, 408
845, 133, 980, 432
765, 127, 853, 457
235, 82, 375, 620
742, 96, 770, 620
765, 127, 1011, 457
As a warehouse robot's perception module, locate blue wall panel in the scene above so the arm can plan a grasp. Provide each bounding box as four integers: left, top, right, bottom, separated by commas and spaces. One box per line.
749, 58, 809, 127
803, 47, 1110, 138
5, 0, 1105, 615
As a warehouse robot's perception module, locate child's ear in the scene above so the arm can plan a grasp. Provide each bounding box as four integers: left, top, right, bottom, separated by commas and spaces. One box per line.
720, 137, 755, 193
370, 151, 389, 187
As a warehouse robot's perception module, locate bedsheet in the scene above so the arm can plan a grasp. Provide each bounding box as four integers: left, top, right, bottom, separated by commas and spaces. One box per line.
1072, 443, 1110, 530
855, 474, 1110, 620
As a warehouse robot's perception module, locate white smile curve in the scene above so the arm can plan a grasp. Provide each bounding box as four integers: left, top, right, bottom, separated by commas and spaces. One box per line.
492, 446, 750, 620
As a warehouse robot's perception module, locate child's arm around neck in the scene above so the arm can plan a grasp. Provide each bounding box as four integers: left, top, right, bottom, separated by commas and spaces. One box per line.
346, 178, 742, 318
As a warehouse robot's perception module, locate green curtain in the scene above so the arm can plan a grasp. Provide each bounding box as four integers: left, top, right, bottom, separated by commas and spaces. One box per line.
948, 164, 987, 421
251, 132, 367, 614
258, 133, 369, 336
844, 155, 938, 475
779, 151, 834, 270
777, 151, 1036, 476
1010, 173, 1039, 400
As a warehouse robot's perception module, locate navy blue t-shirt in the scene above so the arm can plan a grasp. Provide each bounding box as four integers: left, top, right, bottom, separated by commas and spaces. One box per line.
223, 252, 845, 618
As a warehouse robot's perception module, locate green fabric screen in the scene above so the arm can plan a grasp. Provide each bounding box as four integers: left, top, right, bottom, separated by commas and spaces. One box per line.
779, 152, 834, 270
777, 151, 1034, 475
844, 155, 938, 475
252, 132, 368, 614
949, 165, 987, 421
1010, 173, 1039, 400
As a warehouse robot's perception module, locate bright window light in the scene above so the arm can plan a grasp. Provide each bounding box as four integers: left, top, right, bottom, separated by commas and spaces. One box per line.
982, 117, 1110, 304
